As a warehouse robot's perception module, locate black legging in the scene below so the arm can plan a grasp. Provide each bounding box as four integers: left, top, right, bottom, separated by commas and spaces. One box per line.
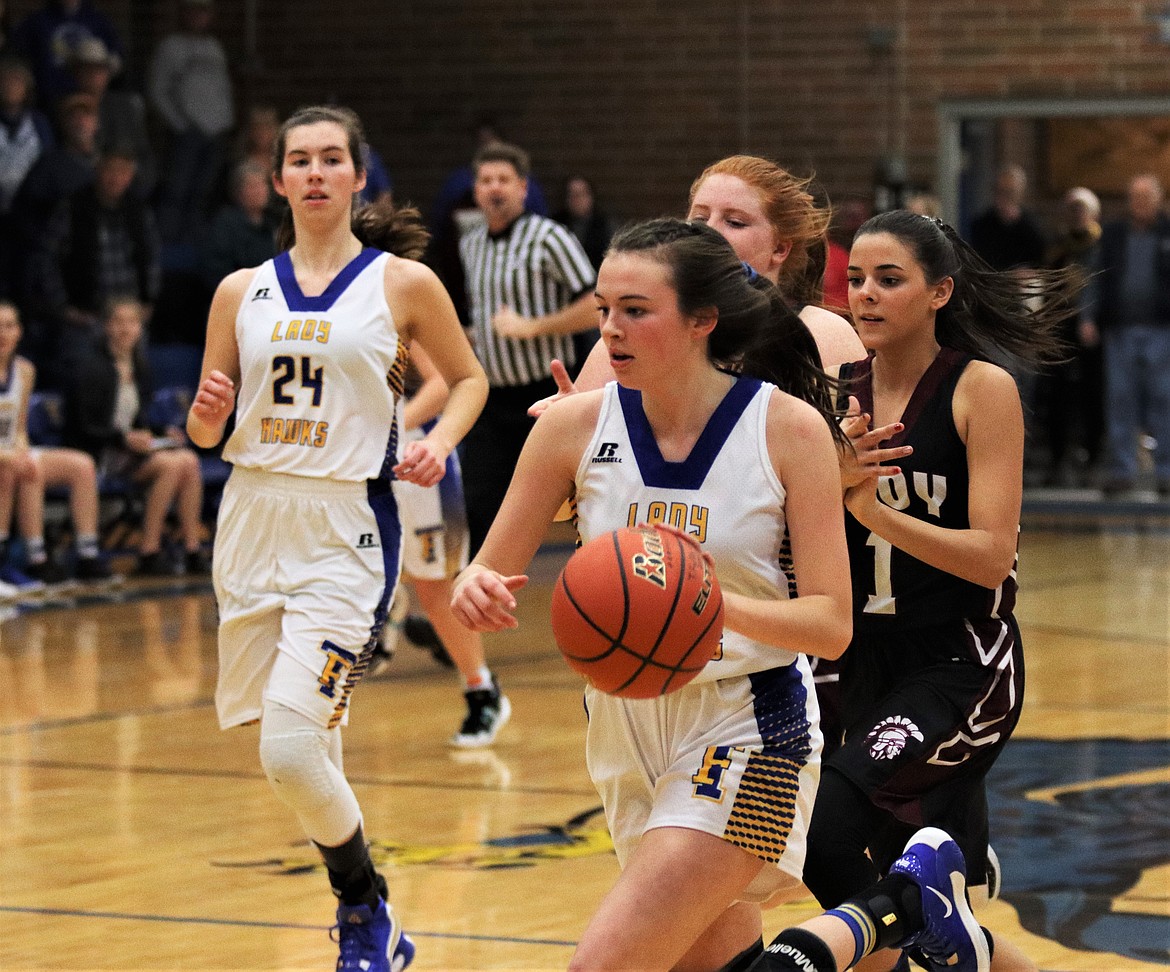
801, 766, 889, 908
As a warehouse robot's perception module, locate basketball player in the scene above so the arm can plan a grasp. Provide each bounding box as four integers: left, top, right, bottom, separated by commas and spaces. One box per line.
453, 218, 855, 971
524, 155, 865, 751
187, 105, 487, 972
802, 211, 1076, 972
381, 342, 511, 747
523, 154, 866, 414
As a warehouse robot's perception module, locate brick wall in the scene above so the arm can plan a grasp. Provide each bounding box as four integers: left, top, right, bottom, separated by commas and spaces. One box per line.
10, 0, 1170, 224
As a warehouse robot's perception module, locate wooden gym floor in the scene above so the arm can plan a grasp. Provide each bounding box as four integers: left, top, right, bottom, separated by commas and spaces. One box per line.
0, 512, 1167, 971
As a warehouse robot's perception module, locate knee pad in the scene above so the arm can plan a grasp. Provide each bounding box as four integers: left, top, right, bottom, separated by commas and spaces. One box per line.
259, 725, 337, 813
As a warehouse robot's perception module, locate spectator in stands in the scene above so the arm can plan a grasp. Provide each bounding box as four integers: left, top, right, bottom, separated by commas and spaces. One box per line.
9, 91, 97, 373
12, 90, 96, 218
553, 174, 614, 272
1081, 173, 1170, 497
10, 0, 124, 112
30, 143, 159, 343
0, 55, 53, 301
552, 174, 613, 367
68, 36, 155, 200
233, 101, 278, 169
824, 193, 872, 310
231, 102, 283, 220
62, 296, 207, 576
969, 163, 1046, 273
905, 190, 942, 218
198, 158, 278, 293
1040, 186, 1103, 487
148, 0, 234, 243
0, 300, 110, 583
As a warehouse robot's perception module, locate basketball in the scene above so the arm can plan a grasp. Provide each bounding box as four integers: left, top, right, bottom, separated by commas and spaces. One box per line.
550, 525, 723, 698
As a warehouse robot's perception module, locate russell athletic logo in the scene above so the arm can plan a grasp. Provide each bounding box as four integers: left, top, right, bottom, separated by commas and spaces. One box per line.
251, 287, 272, 301
356, 533, 379, 549
592, 442, 621, 463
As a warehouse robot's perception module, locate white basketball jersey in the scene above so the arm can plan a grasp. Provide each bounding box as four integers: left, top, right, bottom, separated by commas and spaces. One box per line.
224, 249, 407, 481
0, 357, 25, 450
574, 377, 800, 681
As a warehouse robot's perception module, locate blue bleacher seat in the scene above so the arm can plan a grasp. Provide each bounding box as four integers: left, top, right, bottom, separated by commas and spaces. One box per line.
147, 344, 203, 395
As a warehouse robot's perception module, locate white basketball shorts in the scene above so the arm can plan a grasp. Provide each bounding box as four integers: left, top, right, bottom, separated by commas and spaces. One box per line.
585, 660, 822, 905
213, 466, 403, 731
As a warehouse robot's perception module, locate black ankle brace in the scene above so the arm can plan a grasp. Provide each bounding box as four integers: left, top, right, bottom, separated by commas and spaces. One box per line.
316, 826, 380, 908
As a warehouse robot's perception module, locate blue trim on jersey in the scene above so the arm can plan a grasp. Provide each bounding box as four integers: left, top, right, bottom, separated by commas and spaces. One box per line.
617, 377, 763, 489
748, 664, 814, 759
274, 247, 382, 313
364, 477, 403, 648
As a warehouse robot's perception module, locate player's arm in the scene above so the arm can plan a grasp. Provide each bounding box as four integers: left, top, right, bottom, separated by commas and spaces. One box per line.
452, 392, 598, 632
402, 343, 448, 432
722, 392, 853, 659
844, 361, 1022, 589
492, 291, 599, 339
187, 268, 251, 448
389, 258, 487, 486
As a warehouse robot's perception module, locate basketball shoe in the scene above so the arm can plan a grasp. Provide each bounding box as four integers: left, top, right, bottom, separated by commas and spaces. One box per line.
0, 563, 44, 593
333, 898, 415, 972
450, 676, 511, 748
403, 613, 454, 668
890, 827, 990, 972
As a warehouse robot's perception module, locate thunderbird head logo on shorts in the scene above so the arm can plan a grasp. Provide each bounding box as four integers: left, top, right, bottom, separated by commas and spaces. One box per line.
866, 715, 925, 760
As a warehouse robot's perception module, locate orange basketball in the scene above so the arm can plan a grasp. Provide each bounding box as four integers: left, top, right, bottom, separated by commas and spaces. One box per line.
550, 525, 723, 698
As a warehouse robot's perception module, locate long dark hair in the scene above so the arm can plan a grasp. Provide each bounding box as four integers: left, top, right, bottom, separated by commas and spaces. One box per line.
606, 218, 846, 447
853, 210, 1077, 368
273, 105, 429, 259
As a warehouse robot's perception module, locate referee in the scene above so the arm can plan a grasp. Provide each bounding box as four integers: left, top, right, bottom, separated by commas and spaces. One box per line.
458, 141, 598, 551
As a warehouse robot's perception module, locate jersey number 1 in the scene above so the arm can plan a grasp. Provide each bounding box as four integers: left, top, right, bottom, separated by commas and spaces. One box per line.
865, 531, 896, 614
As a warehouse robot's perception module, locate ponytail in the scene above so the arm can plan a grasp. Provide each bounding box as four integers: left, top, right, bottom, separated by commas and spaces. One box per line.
276, 198, 431, 260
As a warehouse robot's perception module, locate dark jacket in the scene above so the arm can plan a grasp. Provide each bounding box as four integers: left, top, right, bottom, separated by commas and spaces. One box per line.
62, 340, 153, 460
1092, 215, 1170, 330
60, 183, 158, 314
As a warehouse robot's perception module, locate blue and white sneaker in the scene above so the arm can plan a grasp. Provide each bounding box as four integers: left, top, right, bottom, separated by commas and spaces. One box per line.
0, 563, 44, 593
890, 827, 990, 972
985, 843, 1001, 901
333, 898, 415, 972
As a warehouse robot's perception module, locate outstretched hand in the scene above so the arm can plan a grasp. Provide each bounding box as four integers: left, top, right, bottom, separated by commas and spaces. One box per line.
837, 395, 912, 490
527, 359, 578, 418
451, 566, 529, 632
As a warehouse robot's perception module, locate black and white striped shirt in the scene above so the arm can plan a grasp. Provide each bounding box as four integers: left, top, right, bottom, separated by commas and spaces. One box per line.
459, 212, 596, 387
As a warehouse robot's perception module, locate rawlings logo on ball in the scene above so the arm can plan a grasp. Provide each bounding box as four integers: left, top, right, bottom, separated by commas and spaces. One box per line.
631, 528, 667, 590
692, 562, 713, 615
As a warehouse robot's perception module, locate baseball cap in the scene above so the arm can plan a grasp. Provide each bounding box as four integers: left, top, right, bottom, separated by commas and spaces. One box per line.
69, 37, 122, 74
